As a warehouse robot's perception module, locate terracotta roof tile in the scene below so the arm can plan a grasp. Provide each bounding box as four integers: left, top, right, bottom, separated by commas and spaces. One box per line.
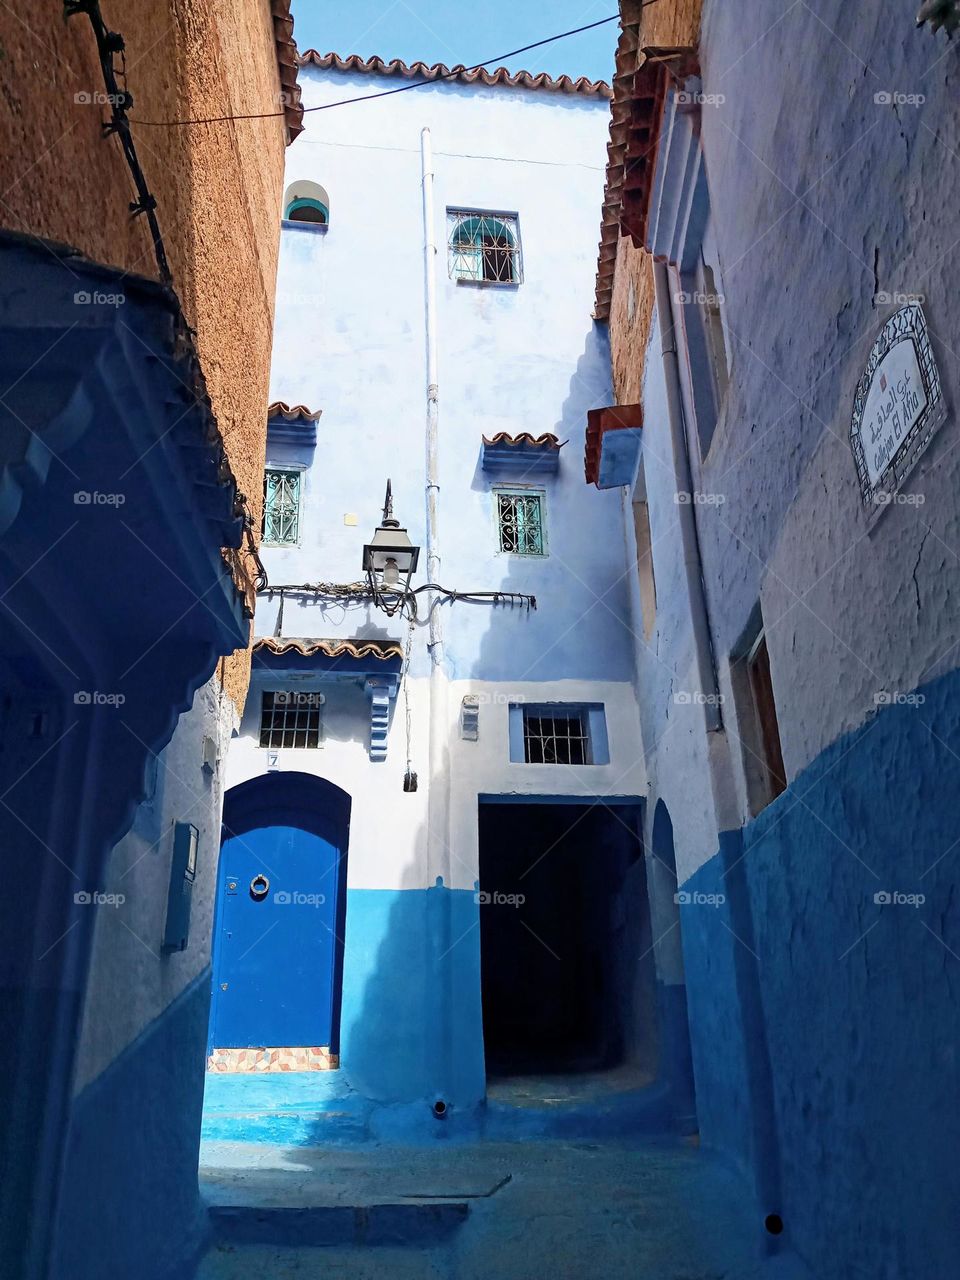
272, 0, 305, 143
481, 432, 562, 448
267, 401, 322, 423
298, 50, 611, 98
254, 636, 403, 661
594, 43, 699, 319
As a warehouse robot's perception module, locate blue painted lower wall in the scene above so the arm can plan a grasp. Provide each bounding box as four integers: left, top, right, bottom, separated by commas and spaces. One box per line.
655, 979, 698, 1135
52, 973, 212, 1280
680, 669, 960, 1279
340, 884, 486, 1121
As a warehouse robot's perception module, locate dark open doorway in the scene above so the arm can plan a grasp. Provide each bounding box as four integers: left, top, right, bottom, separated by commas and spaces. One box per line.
478, 799, 655, 1081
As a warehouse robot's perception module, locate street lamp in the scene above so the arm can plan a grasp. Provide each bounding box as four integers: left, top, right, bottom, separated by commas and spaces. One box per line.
362, 480, 420, 599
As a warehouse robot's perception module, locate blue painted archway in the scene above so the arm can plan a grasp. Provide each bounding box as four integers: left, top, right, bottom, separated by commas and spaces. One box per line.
209, 772, 351, 1053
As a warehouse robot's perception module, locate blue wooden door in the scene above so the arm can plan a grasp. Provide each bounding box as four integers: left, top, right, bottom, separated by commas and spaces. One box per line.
210, 773, 349, 1050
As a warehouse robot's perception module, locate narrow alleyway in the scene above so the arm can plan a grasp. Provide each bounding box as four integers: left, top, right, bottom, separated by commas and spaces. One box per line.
197, 1139, 802, 1279
5, 1, 960, 1276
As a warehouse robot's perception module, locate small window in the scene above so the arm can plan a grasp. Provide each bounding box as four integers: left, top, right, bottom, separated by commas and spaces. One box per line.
262, 468, 301, 545
287, 197, 327, 224
508, 702, 610, 766
731, 610, 787, 814
448, 210, 521, 284
747, 634, 786, 803
698, 248, 729, 406
258, 691, 324, 749
495, 488, 544, 556
282, 180, 330, 227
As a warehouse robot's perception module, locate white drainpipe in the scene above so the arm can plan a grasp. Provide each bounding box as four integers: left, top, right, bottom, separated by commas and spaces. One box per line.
420, 127, 449, 887
421, 126, 455, 1110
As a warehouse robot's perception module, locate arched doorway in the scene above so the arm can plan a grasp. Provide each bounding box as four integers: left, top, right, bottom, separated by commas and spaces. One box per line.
650, 799, 697, 1132
208, 772, 350, 1059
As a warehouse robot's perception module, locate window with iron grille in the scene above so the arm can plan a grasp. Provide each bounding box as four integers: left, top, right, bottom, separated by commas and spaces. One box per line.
259, 691, 324, 749
262, 468, 301, 545
522, 708, 589, 765
495, 489, 544, 556
508, 702, 609, 766
448, 210, 521, 284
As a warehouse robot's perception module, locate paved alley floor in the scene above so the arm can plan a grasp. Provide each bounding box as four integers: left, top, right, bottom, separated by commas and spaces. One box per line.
197, 1138, 809, 1279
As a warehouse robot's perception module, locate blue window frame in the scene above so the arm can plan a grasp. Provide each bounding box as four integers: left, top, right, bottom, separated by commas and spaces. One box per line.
285, 196, 328, 225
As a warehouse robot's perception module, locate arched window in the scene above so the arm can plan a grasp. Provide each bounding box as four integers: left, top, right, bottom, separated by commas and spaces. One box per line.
448, 210, 521, 284
287, 197, 327, 224
283, 181, 330, 228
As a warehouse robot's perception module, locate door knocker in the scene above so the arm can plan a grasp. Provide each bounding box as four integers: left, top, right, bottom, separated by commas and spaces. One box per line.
249, 874, 270, 901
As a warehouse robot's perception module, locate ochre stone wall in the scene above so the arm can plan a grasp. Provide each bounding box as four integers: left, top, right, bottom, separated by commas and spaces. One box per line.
0, 0, 288, 709
609, 0, 704, 405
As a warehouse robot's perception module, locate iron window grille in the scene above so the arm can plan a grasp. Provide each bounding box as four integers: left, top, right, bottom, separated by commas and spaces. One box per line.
262, 468, 302, 545
259, 691, 323, 749
496, 489, 544, 555
522, 707, 589, 765
448, 210, 521, 284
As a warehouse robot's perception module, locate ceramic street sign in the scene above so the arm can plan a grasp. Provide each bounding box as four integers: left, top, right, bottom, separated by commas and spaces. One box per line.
850, 303, 946, 514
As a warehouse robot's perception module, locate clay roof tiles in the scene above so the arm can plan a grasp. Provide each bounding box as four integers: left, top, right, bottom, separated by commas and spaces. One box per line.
254, 636, 403, 661
267, 401, 322, 423
481, 432, 562, 448
297, 50, 611, 98
271, 0, 305, 143
594, 41, 699, 319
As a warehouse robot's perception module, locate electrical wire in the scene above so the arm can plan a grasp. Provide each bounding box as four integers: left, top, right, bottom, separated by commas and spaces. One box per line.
124, 11, 663, 130
261, 581, 537, 624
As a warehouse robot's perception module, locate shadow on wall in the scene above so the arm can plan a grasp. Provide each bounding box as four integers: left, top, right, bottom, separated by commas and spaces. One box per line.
460, 327, 636, 686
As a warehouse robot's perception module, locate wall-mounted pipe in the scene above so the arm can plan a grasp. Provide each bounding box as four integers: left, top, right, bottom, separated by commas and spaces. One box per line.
420, 127, 449, 884
421, 126, 455, 1111
653, 260, 722, 731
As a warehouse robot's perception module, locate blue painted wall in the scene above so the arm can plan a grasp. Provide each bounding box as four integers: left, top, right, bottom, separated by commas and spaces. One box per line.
262, 65, 631, 686
612, 1, 960, 1272
53, 974, 212, 1280
681, 671, 960, 1276
339, 884, 485, 1116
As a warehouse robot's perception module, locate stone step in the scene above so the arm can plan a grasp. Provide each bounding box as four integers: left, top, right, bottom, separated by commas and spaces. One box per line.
208, 1201, 469, 1248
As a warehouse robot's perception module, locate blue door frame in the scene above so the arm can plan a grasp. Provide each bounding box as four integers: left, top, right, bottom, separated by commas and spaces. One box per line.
209, 772, 350, 1053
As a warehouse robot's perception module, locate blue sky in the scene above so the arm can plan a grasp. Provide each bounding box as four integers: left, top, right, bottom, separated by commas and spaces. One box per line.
290, 1, 619, 84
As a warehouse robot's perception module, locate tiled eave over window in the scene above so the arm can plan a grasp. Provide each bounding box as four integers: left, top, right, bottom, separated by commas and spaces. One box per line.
594, 39, 700, 320
252, 636, 403, 762
481, 432, 562, 475
584, 404, 643, 488
267, 400, 321, 447
254, 636, 402, 665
